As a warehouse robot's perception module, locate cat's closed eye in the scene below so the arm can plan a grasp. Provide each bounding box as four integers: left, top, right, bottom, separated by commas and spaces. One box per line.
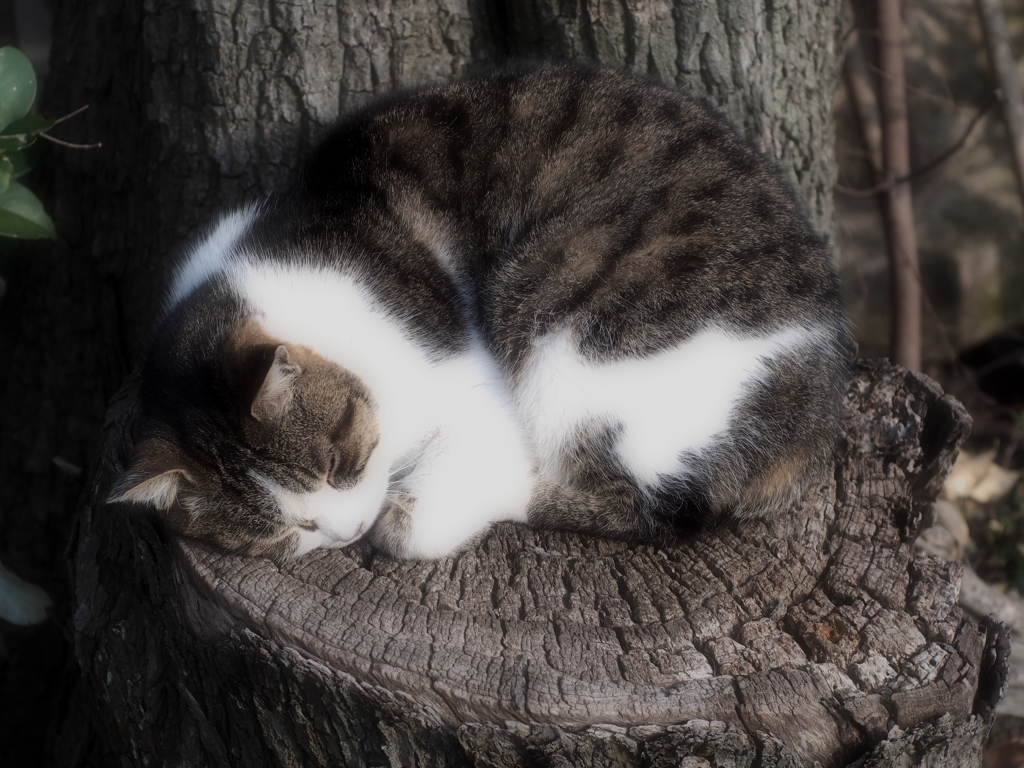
325, 446, 373, 489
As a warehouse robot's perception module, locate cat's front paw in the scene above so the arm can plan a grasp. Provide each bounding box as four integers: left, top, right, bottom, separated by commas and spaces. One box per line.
367, 493, 493, 560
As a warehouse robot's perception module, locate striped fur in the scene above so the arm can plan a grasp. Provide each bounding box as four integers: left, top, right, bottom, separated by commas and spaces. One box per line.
109, 63, 850, 560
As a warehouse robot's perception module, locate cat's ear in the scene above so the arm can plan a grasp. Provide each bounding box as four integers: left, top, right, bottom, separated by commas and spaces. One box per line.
108, 436, 193, 511
251, 345, 302, 422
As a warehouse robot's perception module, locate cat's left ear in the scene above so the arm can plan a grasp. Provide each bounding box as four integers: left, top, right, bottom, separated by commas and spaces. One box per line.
251, 345, 302, 422
108, 435, 194, 511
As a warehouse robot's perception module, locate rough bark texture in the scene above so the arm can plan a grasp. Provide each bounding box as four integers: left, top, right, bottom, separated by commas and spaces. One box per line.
73, 360, 1005, 767
0, 1, 996, 767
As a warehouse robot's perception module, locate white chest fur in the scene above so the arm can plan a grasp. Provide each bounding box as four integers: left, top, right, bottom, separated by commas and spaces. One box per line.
231, 261, 536, 557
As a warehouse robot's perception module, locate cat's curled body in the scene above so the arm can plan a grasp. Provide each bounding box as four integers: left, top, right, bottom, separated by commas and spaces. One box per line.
111, 64, 850, 561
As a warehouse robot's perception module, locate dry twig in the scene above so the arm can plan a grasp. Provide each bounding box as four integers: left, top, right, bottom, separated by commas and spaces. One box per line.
976, 0, 1024, 210
877, 0, 922, 371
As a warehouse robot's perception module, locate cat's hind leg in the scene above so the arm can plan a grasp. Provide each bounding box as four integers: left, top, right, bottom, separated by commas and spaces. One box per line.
525, 423, 680, 541
526, 480, 656, 540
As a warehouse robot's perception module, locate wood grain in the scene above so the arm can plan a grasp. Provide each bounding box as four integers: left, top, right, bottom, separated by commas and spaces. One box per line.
70, 360, 1007, 767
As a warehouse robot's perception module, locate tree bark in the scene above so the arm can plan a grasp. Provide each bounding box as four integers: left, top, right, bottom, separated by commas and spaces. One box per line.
0, 1, 1003, 766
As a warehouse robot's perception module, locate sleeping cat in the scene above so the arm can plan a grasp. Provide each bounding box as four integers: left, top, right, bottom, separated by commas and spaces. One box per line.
109, 63, 851, 561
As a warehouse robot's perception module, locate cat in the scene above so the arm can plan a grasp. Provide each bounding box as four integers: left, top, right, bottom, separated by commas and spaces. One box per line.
108, 62, 851, 561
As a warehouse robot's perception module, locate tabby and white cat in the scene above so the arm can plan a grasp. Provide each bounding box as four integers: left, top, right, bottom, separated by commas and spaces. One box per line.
109, 63, 850, 561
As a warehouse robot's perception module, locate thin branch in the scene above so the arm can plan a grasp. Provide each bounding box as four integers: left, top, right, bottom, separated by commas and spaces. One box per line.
843, 20, 884, 178
836, 97, 998, 197
50, 104, 90, 128
29, 105, 102, 149
976, 0, 1024, 210
877, 0, 921, 371
38, 133, 102, 150
866, 60, 967, 112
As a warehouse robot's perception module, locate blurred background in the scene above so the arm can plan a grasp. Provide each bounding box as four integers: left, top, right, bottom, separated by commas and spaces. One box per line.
3, 0, 1024, 764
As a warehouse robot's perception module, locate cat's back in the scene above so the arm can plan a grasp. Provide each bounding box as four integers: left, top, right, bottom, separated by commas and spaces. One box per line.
295, 64, 849, 526
120, 63, 851, 557
268, 65, 841, 359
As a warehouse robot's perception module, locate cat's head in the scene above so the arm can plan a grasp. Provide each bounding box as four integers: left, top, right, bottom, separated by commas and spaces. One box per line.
109, 322, 388, 560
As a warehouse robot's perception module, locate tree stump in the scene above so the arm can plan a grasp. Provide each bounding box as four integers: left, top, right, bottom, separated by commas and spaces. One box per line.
70, 359, 1008, 767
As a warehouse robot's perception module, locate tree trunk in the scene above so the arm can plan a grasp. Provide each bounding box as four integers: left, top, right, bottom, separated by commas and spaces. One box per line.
0, 1, 1004, 766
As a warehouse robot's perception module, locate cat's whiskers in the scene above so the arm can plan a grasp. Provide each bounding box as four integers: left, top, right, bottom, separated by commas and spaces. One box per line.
383, 490, 414, 515
386, 454, 422, 480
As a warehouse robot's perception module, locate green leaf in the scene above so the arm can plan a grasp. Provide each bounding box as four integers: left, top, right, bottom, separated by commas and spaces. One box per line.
0, 47, 37, 133
0, 156, 11, 196
0, 559, 52, 626
7, 148, 29, 178
0, 180, 55, 239
1, 113, 54, 136
0, 133, 35, 151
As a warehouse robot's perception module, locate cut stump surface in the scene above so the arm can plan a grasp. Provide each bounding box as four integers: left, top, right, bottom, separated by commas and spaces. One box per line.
75, 360, 1007, 767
